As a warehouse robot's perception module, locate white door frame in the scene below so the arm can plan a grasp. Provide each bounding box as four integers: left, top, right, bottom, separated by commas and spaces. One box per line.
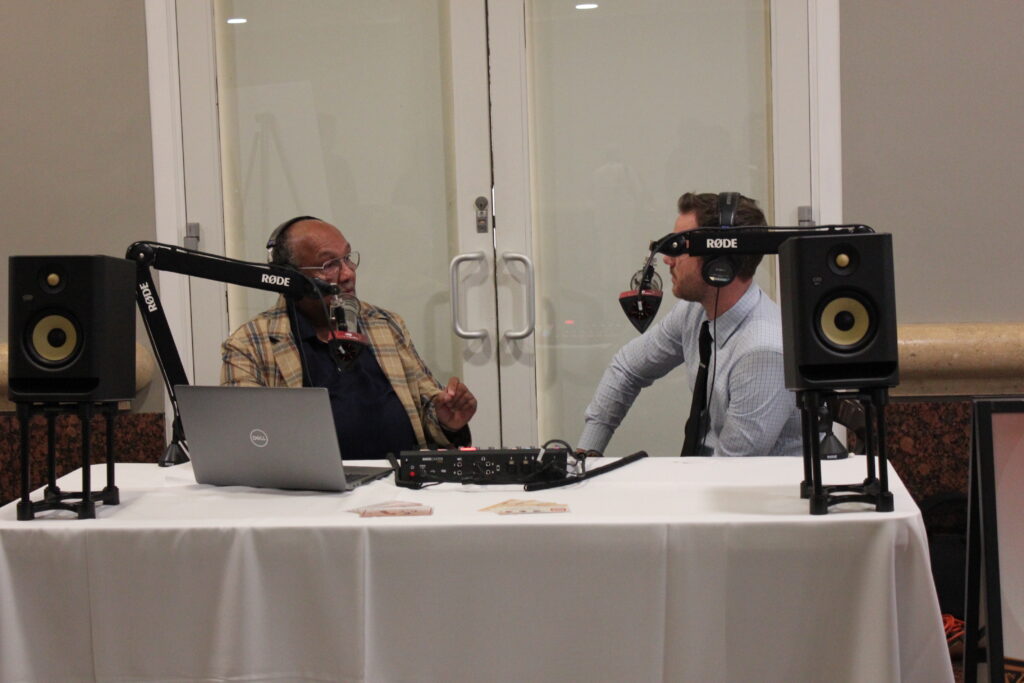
771, 0, 842, 225
808, 0, 843, 224
445, 0, 503, 444
145, 0, 191, 436
145, 0, 232, 436
174, 0, 230, 386
488, 0, 538, 446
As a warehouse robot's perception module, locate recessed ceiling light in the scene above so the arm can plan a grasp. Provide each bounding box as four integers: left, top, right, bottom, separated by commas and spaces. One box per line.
576, 3, 599, 8
226, 17, 247, 24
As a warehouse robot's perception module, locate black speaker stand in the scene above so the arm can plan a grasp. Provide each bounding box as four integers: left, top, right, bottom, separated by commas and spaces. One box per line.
797, 388, 894, 515
16, 401, 122, 521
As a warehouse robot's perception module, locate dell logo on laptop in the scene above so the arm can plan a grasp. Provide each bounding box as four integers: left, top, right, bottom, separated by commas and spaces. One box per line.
249, 429, 269, 448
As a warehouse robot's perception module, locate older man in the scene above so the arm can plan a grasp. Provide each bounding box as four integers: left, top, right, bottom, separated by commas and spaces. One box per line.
221, 216, 476, 458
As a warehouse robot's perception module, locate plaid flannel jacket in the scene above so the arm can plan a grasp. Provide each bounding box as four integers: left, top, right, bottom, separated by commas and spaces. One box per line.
220, 296, 453, 448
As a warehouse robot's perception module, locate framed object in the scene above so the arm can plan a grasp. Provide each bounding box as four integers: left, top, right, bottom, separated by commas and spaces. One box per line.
965, 398, 1024, 683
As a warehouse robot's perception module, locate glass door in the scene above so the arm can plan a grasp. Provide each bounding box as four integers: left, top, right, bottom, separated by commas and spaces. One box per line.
174, 0, 502, 444
489, 0, 828, 453
155, 0, 836, 451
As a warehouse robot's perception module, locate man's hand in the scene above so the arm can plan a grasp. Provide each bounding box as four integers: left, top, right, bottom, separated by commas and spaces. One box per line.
433, 377, 477, 431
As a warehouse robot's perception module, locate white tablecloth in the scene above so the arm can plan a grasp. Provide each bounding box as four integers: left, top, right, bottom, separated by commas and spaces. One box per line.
0, 456, 953, 683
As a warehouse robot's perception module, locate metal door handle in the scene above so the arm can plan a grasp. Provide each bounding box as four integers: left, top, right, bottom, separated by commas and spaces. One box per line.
450, 252, 488, 339
502, 252, 535, 340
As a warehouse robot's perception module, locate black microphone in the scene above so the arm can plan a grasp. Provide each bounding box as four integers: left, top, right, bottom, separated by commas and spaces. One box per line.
619, 231, 693, 333
311, 277, 340, 297
328, 294, 368, 370
287, 272, 339, 300
619, 260, 663, 333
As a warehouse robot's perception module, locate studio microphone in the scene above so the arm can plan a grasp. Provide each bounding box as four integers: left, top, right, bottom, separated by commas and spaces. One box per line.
328, 293, 368, 370
311, 277, 340, 297
619, 231, 689, 333
286, 272, 338, 300
619, 256, 663, 333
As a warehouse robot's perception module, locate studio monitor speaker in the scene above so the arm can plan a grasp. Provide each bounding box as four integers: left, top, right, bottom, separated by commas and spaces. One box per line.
780, 233, 899, 391
8, 255, 136, 403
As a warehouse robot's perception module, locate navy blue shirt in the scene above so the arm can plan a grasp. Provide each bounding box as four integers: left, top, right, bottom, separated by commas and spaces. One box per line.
295, 312, 418, 459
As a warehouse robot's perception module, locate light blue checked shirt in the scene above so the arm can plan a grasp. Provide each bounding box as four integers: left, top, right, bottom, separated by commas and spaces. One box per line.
579, 284, 803, 457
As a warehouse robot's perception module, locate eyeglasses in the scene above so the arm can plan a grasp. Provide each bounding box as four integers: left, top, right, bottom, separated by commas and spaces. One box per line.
298, 252, 360, 275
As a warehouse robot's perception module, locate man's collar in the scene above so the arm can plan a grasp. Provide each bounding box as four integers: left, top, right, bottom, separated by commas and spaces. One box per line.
293, 306, 321, 342
705, 283, 761, 347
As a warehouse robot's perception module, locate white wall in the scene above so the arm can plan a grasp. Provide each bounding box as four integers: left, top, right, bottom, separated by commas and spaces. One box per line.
841, 1, 1024, 324
0, 0, 161, 412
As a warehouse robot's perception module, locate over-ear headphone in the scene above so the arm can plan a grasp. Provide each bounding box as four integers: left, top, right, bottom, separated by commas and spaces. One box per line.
266, 215, 322, 264
700, 192, 741, 287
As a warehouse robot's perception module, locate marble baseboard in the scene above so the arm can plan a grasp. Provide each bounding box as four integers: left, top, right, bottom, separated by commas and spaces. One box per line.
0, 412, 165, 507
883, 399, 972, 506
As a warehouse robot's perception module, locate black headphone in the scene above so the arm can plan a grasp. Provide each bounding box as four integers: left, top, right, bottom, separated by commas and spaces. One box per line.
266, 215, 322, 265
267, 215, 323, 386
700, 192, 741, 287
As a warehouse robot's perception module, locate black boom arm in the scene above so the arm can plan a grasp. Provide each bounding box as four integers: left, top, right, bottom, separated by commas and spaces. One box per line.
125, 241, 336, 466
649, 224, 875, 258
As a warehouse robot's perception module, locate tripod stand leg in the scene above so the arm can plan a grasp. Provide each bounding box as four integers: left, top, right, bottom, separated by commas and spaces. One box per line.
861, 399, 881, 494
17, 403, 34, 520
873, 390, 894, 512
800, 391, 830, 515
44, 411, 60, 501
102, 407, 120, 505
799, 394, 814, 499
77, 403, 96, 519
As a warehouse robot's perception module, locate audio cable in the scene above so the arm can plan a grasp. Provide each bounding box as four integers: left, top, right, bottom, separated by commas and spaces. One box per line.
524, 450, 648, 492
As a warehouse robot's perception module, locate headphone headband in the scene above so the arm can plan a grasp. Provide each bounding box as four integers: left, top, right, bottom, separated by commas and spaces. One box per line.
718, 192, 740, 228
266, 215, 322, 264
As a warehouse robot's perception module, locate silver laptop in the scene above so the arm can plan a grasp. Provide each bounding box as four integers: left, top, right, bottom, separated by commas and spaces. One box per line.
175, 385, 392, 492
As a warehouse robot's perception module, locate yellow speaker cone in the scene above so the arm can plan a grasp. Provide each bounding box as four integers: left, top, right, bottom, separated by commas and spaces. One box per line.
46, 272, 61, 287
834, 253, 850, 268
30, 314, 79, 363
819, 296, 871, 349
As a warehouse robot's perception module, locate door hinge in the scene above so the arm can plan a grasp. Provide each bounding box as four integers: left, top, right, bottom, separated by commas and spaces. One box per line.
184, 222, 201, 250
797, 206, 815, 227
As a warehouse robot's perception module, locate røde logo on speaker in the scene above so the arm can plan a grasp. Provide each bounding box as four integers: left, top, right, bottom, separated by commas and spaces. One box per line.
249, 429, 269, 448
261, 273, 290, 287
705, 238, 738, 249
139, 282, 158, 313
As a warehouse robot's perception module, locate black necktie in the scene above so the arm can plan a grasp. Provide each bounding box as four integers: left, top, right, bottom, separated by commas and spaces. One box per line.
681, 320, 713, 456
